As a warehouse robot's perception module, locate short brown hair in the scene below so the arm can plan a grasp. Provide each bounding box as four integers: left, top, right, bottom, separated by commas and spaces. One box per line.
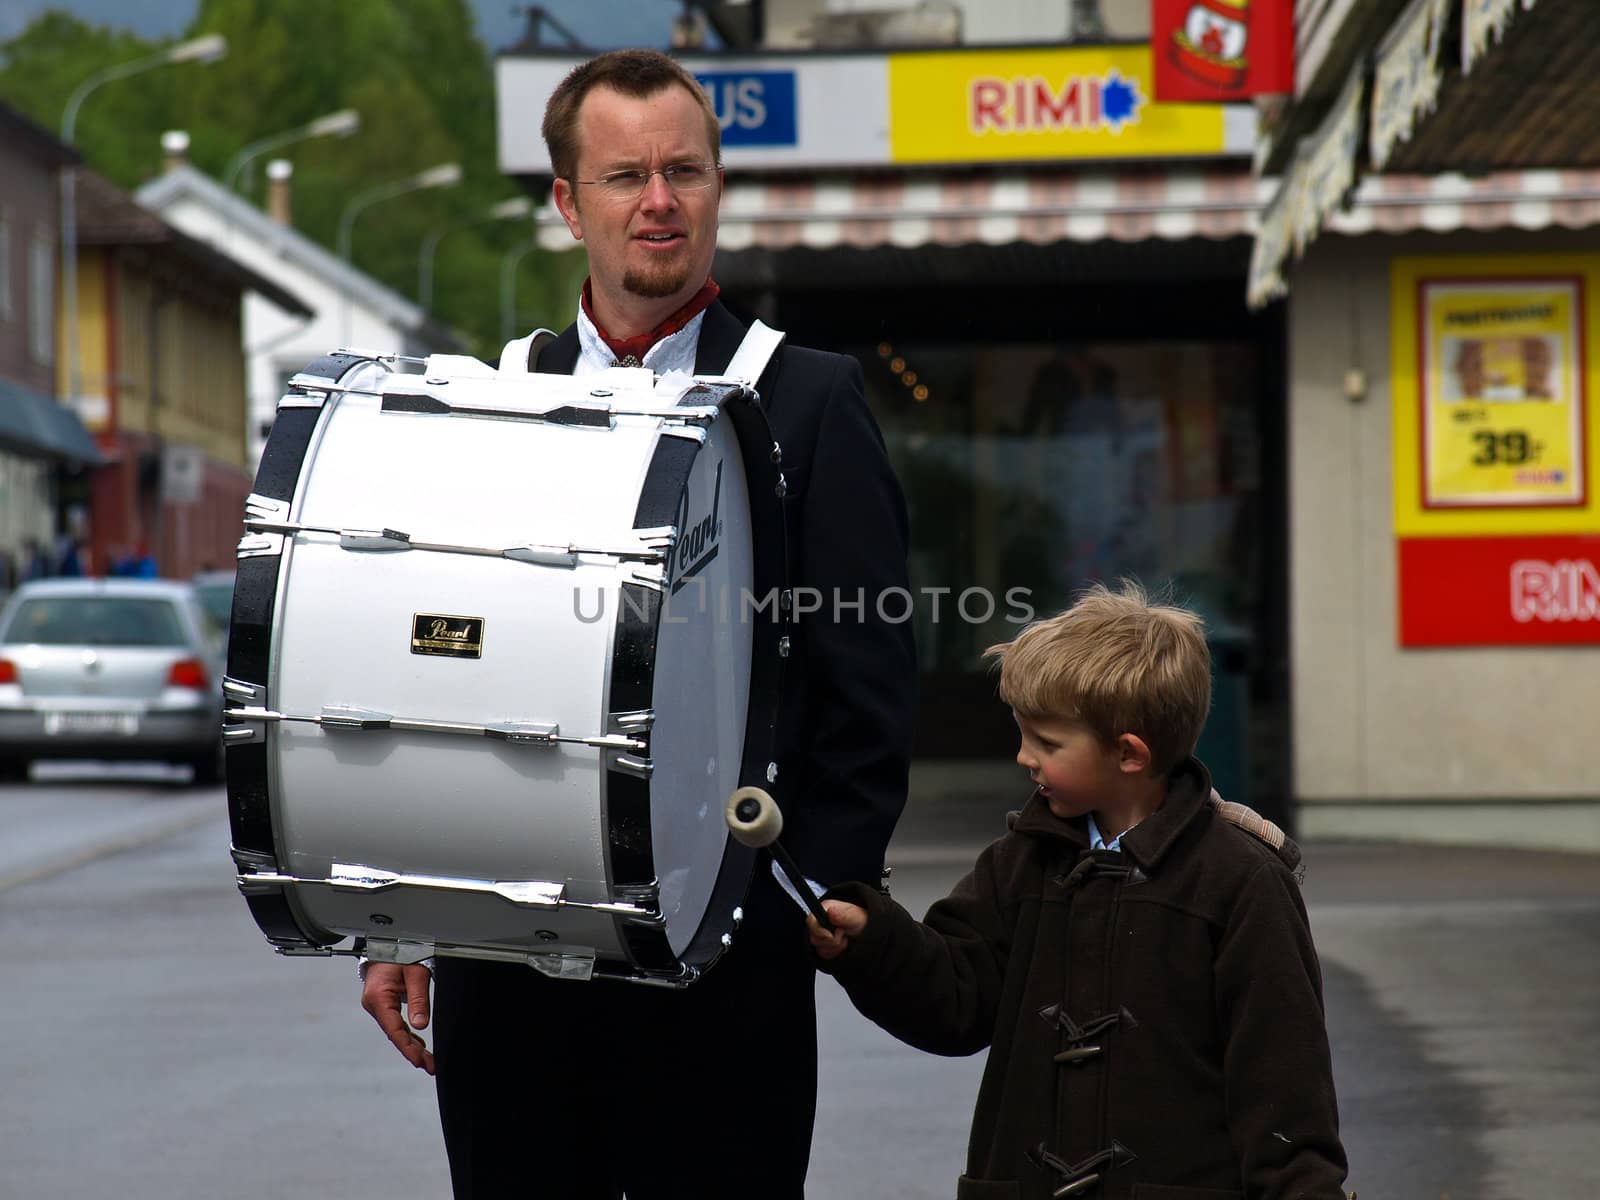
985, 581, 1211, 774
542, 49, 721, 181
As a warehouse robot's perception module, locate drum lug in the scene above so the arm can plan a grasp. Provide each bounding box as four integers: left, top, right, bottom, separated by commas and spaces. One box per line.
624, 565, 667, 592
660, 424, 709, 445
527, 949, 596, 981
633, 527, 677, 558
613, 881, 662, 917
238, 494, 289, 559
363, 938, 437, 966
612, 753, 654, 779
608, 709, 656, 735
339, 528, 412, 552
231, 844, 280, 874
485, 721, 560, 745
277, 390, 328, 410
223, 678, 270, 745
320, 706, 395, 731
223, 721, 266, 746
274, 943, 364, 958
224, 677, 265, 705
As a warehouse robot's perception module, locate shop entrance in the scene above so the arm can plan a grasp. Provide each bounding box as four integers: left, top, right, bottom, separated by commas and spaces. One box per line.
748, 272, 1290, 825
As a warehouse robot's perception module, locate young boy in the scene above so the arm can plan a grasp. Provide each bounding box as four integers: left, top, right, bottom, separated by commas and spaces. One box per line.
809, 582, 1350, 1200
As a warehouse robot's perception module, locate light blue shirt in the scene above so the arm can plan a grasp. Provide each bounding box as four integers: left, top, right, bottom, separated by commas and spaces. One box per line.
1086, 813, 1128, 852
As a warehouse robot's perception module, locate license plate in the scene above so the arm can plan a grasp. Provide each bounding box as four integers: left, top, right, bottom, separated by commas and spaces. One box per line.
43, 712, 140, 736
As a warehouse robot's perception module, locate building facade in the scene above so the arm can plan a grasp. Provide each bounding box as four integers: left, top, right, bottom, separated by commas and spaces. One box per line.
137, 163, 465, 467
1251, 0, 1600, 849
0, 103, 100, 589
67, 169, 311, 579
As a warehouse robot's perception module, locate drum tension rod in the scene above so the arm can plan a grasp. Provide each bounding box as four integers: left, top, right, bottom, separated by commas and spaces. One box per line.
222, 705, 649, 755
235, 862, 661, 921
238, 518, 674, 567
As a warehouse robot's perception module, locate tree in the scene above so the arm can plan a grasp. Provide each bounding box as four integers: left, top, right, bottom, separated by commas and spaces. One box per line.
0, 2, 584, 356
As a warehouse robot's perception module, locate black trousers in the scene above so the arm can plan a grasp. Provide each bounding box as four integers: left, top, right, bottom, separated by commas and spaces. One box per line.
433, 934, 818, 1199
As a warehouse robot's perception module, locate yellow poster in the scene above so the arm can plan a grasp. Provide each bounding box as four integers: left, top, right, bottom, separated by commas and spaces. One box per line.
887, 46, 1234, 164
1421, 279, 1585, 508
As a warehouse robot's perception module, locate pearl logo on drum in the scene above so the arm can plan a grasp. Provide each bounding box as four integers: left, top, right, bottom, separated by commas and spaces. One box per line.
670, 459, 723, 596
410, 613, 485, 659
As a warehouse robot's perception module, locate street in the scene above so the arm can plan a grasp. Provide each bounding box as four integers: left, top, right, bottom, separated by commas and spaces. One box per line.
3, 774, 1599, 1198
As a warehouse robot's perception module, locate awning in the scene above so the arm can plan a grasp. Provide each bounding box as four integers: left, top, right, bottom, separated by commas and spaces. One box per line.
0, 379, 102, 466
530, 159, 1600, 303
1326, 168, 1600, 237
534, 166, 1270, 254
1250, 166, 1600, 307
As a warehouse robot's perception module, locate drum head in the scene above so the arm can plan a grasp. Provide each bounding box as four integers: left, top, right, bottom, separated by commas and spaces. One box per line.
648, 424, 754, 958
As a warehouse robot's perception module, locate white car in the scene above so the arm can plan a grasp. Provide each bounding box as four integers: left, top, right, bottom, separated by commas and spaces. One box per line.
0, 578, 225, 784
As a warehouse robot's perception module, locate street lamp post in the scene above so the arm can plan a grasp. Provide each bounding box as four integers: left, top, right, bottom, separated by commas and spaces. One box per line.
500, 235, 545, 346
418, 196, 533, 312
220, 107, 361, 196
59, 32, 227, 408
335, 162, 462, 344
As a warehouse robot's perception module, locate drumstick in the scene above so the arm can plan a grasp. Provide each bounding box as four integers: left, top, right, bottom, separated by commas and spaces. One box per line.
723, 786, 835, 933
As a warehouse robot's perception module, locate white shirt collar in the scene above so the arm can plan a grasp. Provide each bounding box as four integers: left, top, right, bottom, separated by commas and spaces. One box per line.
574, 301, 706, 379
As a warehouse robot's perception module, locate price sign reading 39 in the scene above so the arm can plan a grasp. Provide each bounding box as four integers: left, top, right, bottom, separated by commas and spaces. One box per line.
1421, 278, 1586, 508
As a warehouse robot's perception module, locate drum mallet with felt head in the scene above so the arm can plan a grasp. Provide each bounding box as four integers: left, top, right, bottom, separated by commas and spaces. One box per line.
724, 786, 835, 933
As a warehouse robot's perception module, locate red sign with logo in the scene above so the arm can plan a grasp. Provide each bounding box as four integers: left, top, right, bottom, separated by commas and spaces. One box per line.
1398, 535, 1600, 646
1151, 0, 1295, 102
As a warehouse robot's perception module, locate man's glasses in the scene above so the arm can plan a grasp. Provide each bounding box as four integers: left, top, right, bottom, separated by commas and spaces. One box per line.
570, 161, 720, 201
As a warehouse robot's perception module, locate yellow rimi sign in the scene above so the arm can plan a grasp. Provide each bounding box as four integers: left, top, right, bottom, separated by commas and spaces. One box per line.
1392, 254, 1600, 535
886, 45, 1232, 164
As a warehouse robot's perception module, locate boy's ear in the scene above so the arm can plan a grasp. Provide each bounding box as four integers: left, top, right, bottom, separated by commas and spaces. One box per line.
1115, 733, 1152, 775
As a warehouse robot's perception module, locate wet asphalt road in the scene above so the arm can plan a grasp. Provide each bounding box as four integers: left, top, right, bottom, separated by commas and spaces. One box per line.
3, 773, 1599, 1198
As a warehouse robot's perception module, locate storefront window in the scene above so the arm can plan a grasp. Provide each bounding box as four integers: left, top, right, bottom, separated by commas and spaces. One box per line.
857, 338, 1264, 773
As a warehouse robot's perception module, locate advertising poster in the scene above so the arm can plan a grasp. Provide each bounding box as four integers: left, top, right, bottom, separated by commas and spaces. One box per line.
1391, 255, 1600, 647
1420, 278, 1585, 509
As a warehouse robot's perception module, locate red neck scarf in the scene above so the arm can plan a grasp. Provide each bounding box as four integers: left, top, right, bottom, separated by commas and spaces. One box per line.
581, 278, 720, 365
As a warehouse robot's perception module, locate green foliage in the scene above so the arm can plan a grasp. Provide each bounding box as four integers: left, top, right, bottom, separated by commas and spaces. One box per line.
0, 1, 585, 356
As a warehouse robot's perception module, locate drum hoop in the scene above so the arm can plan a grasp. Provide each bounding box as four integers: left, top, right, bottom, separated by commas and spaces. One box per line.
599, 381, 792, 977
227, 351, 379, 951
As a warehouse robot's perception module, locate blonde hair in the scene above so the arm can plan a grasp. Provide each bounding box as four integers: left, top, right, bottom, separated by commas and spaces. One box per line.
985, 581, 1211, 773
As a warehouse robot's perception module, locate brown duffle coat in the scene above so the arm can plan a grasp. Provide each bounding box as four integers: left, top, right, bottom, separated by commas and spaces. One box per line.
818, 760, 1349, 1200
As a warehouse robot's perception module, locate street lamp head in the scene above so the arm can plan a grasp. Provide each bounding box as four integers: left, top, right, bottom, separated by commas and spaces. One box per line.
415, 162, 463, 189
165, 33, 227, 64
489, 197, 535, 221
308, 108, 361, 139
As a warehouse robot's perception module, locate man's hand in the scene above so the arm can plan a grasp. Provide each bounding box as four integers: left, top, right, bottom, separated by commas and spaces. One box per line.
361, 961, 436, 1075
806, 899, 868, 960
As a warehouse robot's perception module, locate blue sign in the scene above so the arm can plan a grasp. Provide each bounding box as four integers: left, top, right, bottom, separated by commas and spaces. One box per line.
695, 70, 798, 147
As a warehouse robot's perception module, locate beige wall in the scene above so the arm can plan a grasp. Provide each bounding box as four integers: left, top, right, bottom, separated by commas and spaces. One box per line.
1289, 228, 1600, 851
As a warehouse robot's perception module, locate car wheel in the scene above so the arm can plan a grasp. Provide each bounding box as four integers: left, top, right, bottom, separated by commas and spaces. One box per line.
0, 756, 30, 783
187, 742, 225, 787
